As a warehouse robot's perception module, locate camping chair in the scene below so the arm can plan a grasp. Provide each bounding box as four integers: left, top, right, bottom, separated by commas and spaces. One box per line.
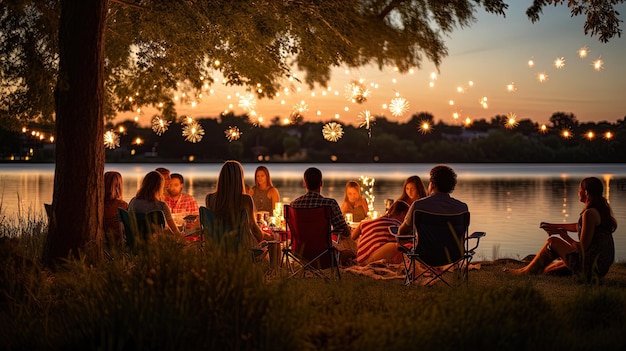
392, 210, 485, 287
199, 206, 268, 261
117, 208, 166, 251
282, 204, 341, 279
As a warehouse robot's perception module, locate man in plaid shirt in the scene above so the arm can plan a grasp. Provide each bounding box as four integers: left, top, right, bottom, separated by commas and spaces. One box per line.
165, 173, 199, 216
290, 167, 351, 238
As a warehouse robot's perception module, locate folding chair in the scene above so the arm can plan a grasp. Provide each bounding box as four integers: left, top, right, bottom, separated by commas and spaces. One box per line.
393, 210, 485, 287
118, 208, 166, 251
199, 206, 267, 260
282, 204, 341, 279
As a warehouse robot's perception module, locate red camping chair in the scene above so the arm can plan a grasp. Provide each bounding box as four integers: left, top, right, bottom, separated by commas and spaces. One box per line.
282, 204, 341, 279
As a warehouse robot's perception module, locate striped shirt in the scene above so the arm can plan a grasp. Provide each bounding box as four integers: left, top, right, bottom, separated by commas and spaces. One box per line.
356, 216, 401, 264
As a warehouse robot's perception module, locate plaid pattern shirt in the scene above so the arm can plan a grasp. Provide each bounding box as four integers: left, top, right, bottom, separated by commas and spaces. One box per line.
165, 193, 199, 216
290, 192, 349, 236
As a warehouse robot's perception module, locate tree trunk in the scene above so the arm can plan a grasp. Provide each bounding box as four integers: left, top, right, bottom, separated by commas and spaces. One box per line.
45, 0, 108, 266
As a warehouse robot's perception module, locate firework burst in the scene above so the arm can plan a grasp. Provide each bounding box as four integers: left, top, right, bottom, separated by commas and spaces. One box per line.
292, 101, 309, 114
151, 116, 171, 136
225, 126, 242, 142
578, 46, 589, 58
345, 81, 371, 104
389, 97, 409, 117
181, 118, 204, 143
357, 110, 375, 129
322, 122, 343, 142
104, 130, 120, 149
238, 94, 257, 111
593, 58, 604, 71
554, 57, 565, 69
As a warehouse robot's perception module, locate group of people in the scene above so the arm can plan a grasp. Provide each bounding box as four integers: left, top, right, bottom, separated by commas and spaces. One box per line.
103, 167, 200, 246
104, 161, 618, 281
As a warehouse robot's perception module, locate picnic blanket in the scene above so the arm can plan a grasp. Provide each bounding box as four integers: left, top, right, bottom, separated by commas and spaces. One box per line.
342, 259, 481, 280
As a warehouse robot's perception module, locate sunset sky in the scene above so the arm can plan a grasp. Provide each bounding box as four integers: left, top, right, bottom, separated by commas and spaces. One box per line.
120, 2, 626, 128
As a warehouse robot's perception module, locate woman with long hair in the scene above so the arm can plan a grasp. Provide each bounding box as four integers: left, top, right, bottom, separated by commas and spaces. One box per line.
249, 165, 280, 214
128, 171, 181, 236
104, 171, 128, 245
508, 177, 617, 281
205, 161, 274, 249
341, 180, 369, 222
397, 175, 427, 205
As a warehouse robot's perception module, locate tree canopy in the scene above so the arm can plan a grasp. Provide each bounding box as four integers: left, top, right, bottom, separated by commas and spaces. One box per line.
2, 0, 623, 129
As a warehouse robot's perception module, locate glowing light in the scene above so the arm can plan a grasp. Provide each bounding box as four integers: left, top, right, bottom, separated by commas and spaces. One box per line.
344, 81, 371, 104
430, 72, 437, 80
464, 117, 472, 126
418, 121, 432, 134
429, 81, 435, 88
578, 46, 589, 58
322, 122, 344, 142
360, 175, 376, 216
389, 97, 409, 117
480, 96, 488, 109
452, 112, 460, 120
538, 73, 548, 83
605, 131, 613, 140
528, 59, 535, 67
561, 130, 572, 139
593, 58, 604, 71
133, 137, 143, 145
456, 86, 464, 93
104, 130, 120, 149
554, 57, 565, 69
539, 124, 548, 133
151, 116, 170, 136
182, 118, 204, 143
225, 126, 242, 142
505, 113, 518, 129
238, 94, 257, 111
586, 131, 595, 140
449, 100, 454, 106
506, 83, 516, 92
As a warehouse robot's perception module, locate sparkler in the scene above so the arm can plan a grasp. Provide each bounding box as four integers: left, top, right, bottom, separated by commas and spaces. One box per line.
224, 126, 242, 142
322, 122, 343, 142
358, 110, 375, 144
181, 118, 204, 143
359, 175, 375, 216
151, 116, 170, 136
104, 130, 120, 149
389, 97, 409, 117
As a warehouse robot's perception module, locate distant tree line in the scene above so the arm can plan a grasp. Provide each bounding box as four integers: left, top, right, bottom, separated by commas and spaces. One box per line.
3, 111, 625, 163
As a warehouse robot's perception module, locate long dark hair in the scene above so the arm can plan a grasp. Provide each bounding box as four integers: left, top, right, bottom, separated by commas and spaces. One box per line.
581, 177, 617, 232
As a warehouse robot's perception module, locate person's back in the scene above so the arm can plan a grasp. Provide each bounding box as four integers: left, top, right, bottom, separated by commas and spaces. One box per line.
399, 165, 467, 237
354, 200, 409, 265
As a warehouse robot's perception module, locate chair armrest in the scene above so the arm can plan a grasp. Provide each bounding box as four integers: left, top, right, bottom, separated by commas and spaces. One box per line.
469, 231, 486, 239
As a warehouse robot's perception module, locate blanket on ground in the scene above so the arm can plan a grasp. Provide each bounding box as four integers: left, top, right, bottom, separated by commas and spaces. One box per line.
342, 259, 481, 280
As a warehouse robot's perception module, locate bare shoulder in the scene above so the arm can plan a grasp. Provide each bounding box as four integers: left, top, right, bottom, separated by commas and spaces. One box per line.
582, 208, 601, 225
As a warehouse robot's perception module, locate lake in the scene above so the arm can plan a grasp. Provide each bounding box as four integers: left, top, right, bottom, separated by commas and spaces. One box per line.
1, 163, 625, 261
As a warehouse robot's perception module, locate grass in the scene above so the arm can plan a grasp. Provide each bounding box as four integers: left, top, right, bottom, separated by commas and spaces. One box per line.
1, 215, 626, 350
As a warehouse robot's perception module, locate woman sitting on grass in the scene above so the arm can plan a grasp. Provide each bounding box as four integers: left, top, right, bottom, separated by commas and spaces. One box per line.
508, 177, 617, 281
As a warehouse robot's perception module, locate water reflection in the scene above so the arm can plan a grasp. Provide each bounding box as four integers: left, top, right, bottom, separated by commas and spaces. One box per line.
1, 163, 624, 261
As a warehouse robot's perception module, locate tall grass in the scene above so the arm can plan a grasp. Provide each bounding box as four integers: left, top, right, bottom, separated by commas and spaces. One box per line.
2, 218, 626, 350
